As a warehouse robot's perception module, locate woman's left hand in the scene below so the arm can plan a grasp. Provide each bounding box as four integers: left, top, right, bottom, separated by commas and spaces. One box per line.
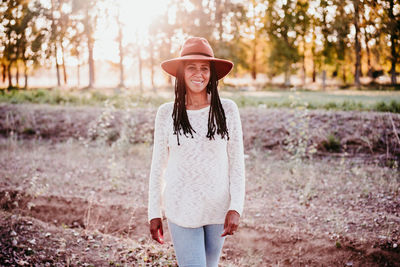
221, 210, 240, 237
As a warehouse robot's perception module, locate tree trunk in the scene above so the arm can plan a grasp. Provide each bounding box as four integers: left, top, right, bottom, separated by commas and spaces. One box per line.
75, 50, 80, 87
284, 63, 291, 87
76, 52, 81, 88
77, 63, 80, 88
137, 45, 143, 92
16, 62, 20, 88
311, 31, 316, 83
7, 62, 13, 88
365, 33, 372, 77
342, 64, 347, 84
388, 0, 397, 85
149, 41, 155, 92
2, 63, 6, 83
302, 43, 306, 87
164, 39, 173, 85
60, 42, 68, 85
251, 37, 257, 80
24, 61, 28, 89
389, 35, 397, 85
322, 70, 327, 90
55, 47, 61, 87
353, 0, 361, 89
117, 18, 125, 88
312, 63, 316, 83
87, 39, 95, 88
86, 9, 95, 88
50, 0, 60, 87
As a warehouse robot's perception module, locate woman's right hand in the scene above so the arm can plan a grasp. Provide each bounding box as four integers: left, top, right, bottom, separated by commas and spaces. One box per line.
149, 218, 164, 244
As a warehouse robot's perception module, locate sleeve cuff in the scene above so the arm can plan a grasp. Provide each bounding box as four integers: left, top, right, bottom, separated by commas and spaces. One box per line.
228, 203, 243, 217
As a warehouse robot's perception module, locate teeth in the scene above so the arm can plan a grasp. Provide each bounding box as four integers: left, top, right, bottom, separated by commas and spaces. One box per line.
192, 80, 203, 84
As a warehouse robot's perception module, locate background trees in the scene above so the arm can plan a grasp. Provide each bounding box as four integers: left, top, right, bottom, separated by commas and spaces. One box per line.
0, 0, 399, 89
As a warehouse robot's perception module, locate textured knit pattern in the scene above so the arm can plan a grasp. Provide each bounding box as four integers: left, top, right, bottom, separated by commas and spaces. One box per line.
148, 98, 245, 228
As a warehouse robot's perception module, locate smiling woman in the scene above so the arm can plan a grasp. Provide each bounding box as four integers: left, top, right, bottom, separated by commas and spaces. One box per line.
148, 37, 245, 267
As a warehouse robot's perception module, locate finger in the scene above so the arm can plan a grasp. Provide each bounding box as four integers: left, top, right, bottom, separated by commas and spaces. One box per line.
221, 225, 234, 237
157, 229, 164, 244
151, 231, 163, 244
151, 232, 159, 242
150, 227, 161, 243
221, 228, 229, 237
150, 228, 157, 237
230, 223, 238, 232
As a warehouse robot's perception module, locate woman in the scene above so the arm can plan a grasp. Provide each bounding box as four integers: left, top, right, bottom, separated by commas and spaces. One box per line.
148, 37, 245, 267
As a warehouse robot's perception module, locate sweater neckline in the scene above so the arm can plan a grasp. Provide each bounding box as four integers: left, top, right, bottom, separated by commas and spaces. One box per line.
186, 105, 210, 113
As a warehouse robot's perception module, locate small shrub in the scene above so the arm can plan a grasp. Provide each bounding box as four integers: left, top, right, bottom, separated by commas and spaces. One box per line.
341, 100, 363, 111
321, 134, 341, 152
375, 101, 388, 112
389, 100, 400, 113
91, 91, 108, 102
23, 128, 36, 135
324, 102, 338, 110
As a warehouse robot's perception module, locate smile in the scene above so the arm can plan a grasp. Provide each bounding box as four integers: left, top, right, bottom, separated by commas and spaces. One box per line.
191, 80, 204, 85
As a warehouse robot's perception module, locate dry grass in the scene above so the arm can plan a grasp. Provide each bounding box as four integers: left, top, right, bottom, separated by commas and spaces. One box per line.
1, 136, 399, 265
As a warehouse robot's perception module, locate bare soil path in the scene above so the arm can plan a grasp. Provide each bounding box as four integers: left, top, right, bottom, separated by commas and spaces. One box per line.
0, 103, 399, 266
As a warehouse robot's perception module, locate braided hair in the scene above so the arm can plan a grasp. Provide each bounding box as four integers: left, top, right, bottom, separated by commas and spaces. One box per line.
172, 61, 229, 145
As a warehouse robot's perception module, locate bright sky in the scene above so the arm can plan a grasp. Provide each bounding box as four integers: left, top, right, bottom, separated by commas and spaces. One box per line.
94, 0, 170, 62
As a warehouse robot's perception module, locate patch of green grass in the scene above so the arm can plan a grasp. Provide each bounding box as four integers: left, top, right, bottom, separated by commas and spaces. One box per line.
0, 88, 171, 108
221, 90, 400, 113
375, 100, 400, 113
2, 88, 400, 113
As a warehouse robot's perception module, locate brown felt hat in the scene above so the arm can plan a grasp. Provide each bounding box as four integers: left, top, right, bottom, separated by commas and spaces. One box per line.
161, 37, 234, 80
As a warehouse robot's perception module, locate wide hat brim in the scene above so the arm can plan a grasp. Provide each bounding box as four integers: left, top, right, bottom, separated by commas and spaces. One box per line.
161, 55, 234, 80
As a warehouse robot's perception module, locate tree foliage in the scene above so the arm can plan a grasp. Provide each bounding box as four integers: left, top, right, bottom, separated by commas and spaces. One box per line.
0, 0, 399, 89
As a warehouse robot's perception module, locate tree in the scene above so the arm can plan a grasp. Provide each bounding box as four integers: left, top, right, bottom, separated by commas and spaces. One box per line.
19, 1, 45, 88
1, 0, 45, 89
72, 0, 100, 88
265, 0, 300, 87
332, 0, 352, 84
353, 0, 362, 88
115, 7, 125, 88
295, 0, 310, 86
243, 0, 267, 80
2, 0, 21, 88
49, 0, 61, 87
380, 0, 399, 85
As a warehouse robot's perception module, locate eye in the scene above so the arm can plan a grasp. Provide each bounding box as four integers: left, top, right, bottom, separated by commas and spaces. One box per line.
186, 66, 195, 71
201, 67, 209, 71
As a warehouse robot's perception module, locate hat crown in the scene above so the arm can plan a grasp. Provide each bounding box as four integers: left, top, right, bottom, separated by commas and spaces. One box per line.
180, 37, 214, 58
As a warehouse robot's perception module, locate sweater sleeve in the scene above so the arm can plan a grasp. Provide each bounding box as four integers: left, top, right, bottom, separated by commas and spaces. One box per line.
147, 104, 169, 222
227, 101, 246, 216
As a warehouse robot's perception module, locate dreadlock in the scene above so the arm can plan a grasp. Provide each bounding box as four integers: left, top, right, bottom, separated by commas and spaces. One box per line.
172, 61, 229, 145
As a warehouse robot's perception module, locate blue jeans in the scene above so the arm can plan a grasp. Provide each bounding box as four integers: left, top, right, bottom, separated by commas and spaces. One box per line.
167, 220, 226, 267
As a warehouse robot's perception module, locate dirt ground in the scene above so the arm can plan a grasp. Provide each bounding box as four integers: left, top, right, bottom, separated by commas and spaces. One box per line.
0, 103, 400, 266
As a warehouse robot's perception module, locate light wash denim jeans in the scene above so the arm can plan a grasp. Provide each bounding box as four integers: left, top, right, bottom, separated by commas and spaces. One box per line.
167, 220, 226, 267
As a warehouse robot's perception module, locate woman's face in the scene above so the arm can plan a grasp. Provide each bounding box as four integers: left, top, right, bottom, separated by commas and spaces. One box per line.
184, 60, 210, 94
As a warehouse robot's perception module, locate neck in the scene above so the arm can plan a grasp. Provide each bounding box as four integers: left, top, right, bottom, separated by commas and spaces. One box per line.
186, 90, 209, 107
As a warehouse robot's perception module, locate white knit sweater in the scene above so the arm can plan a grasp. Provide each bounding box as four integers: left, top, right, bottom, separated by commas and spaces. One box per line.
147, 98, 245, 228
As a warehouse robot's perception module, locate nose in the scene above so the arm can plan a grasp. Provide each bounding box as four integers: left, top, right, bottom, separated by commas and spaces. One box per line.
194, 67, 201, 73
192, 68, 202, 76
